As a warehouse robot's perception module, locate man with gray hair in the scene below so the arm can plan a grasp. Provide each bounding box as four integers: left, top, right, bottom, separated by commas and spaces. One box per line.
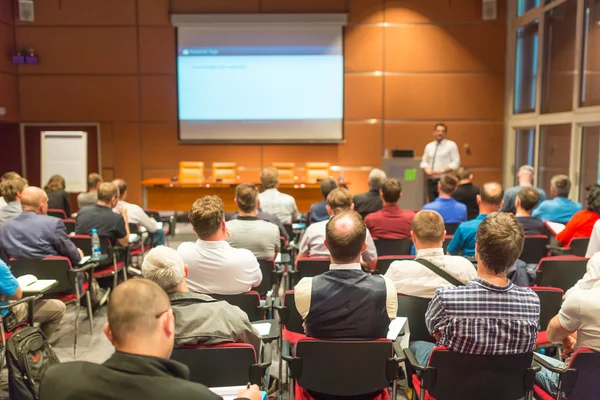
500, 165, 546, 214
532, 174, 582, 223
353, 168, 387, 219
142, 246, 262, 355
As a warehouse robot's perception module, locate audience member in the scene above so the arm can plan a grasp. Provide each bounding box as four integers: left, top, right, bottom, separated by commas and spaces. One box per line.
0, 171, 21, 210
142, 246, 262, 354
532, 175, 582, 223
500, 165, 546, 214
44, 174, 71, 218
40, 279, 261, 400
535, 279, 600, 396
226, 183, 280, 259
178, 196, 262, 294
585, 219, 600, 257
258, 167, 298, 224
295, 210, 397, 339
364, 178, 415, 239
77, 173, 103, 209
228, 209, 289, 242
0, 187, 83, 266
452, 167, 480, 220
299, 188, 377, 270
563, 252, 600, 298
309, 178, 338, 223
447, 182, 503, 257
0, 176, 27, 227
113, 179, 165, 246
515, 187, 550, 236
556, 184, 600, 246
75, 182, 130, 247
422, 174, 467, 223
385, 210, 476, 298
409, 212, 540, 366
353, 168, 386, 219
0, 258, 65, 342
420, 123, 461, 201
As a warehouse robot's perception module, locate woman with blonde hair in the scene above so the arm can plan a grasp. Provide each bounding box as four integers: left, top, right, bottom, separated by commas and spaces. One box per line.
44, 174, 71, 218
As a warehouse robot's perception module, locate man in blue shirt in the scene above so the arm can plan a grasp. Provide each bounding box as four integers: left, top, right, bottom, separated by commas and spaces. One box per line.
500, 165, 546, 214
422, 174, 467, 223
532, 175, 582, 223
447, 182, 504, 257
309, 178, 337, 223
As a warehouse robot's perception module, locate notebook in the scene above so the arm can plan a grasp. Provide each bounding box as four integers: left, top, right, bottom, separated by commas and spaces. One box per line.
252, 322, 272, 337
16, 275, 57, 292
545, 221, 566, 235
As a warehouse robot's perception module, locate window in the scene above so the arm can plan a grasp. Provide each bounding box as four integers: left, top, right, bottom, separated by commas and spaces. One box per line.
518, 0, 541, 16
580, 0, 600, 107
514, 22, 539, 114
541, 0, 578, 113
515, 128, 536, 185
580, 126, 600, 201
539, 124, 572, 195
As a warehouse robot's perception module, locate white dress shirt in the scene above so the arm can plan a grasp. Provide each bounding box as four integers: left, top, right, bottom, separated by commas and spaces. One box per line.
258, 188, 299, 224
565, 252, 600, 298
115, 200, 159, 233
585, 219, 600, 258
298, 219, 378, 263
0, 197, 6, 210
420, 138, 461, 178
294, 263, 397, 319
384, 248, 477, 298
177, 239, 262, 295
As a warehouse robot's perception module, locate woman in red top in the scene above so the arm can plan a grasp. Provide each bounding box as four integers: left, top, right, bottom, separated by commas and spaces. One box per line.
557, 185, 600, 246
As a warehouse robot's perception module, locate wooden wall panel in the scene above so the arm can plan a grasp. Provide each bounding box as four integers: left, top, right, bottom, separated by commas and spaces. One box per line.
171, 0, 260, 13
140, 76, 178, 121
0, 0, 13, 24
139, 28, 176, 74
469, 169, 503, 186
112, 123, 142, 203
348, 0, 384, 24
16, 0, 136, 26
99, 123, 114, 169
262, 145, 339, 168
338, 122, 383, 167
345, 26, 384, 72
19, 76, 139, 122
260, 0, 347, 13
345, 75, 383, 120
384, 74, 504, 120
138, 0, 170, 25
0, 123, 21, 174
0, 23, 16, 74
385, 0, 506, 23
16, 27, 138, 74
0, 74, 18, 121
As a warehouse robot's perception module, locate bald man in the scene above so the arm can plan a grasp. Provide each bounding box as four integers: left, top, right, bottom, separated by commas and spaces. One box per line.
40, 279, 262, 400
0, 186, 83, 266
446, 182, 504, 257
295, 210, 397, 340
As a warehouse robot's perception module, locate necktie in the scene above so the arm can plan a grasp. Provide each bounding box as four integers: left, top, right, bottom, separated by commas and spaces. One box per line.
431, 143, 439, 172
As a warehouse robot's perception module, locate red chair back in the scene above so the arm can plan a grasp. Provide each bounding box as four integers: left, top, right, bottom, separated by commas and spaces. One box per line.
62, 218, 76, 234
296, 257, 330, 279
375, 255, 415, 275
210, 291, 263, 322
530, 286, 563, 331
536, 256, 588, 292
520, 235, 549, 264
47, 208, 67, 219
373, 238, 412, 256
9, 256, 75, 293
568, 237, 590, 257
565, 348, 600, 398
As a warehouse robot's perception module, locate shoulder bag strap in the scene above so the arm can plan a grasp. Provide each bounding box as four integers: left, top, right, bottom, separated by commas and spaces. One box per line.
414, 258, 464, 287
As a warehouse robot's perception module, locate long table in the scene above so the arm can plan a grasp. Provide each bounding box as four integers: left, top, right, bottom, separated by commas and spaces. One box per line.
141, 179, 337, 212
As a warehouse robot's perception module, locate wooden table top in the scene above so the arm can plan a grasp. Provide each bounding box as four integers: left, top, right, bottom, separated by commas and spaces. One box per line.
141, 179, 349, 189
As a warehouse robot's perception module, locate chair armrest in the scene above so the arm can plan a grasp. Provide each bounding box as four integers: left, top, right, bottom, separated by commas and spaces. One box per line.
70, 263, 97, 274
0, 295, 37, 311
258, 342, 273, 369
546, 244, 571, 255
281, 340, 294, 362
533, 353, 567, 374
403, 347, 427, 372
393, 340, 406, 362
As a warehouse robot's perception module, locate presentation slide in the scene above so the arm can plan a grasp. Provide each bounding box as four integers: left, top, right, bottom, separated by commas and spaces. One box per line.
176, 26, 344, 142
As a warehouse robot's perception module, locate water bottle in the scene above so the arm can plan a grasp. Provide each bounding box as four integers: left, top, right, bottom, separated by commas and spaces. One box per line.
91, 228, 101, 260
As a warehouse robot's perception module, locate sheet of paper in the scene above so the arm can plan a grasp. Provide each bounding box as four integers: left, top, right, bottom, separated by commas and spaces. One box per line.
156, 222, 163, 230
79, 256, 91, 265
545, 221, 565, 235
17, 274, 37, 287
252, 322, 272, 336
22, 279, 57, 292
388, 317, 410, 350
129, 233, 140, 243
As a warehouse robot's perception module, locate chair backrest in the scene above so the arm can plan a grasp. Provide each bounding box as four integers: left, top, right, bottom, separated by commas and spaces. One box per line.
281, 290, 304, 334
69, 234, 110, 255
210, 291, 263, 322
537, 256, 588, 292
171, 343, 257, 387
565, 348, 600, 399
272, 162, 295, 183
305, 162, 330, 183
255, 258, 275, 297
397, 294, 435, 343
47, 208, 67, 219
211, 162, 237, 182
374, 239, 413, 256
569, 237, 590, 257
178, 161, 204, 182
442, 235, 453, 252
9, 257, 75, 293
292, 339, 396, 396
520, 235, 549, 264
444, 223, 460, 235
128, 223, 142, 235
283, 224, 295, 240
531, 287, 564, 330
297, 257, 330, 279
425, 347, 535, 400
144, 209, 161, 220
62, 218, 76, 234
375, 255, 415, 275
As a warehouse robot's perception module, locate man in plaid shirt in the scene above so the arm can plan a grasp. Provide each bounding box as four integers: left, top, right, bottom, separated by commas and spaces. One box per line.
410, 212, 540, 366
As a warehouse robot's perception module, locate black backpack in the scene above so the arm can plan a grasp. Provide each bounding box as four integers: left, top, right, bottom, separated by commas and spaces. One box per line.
6, 326, 60, 400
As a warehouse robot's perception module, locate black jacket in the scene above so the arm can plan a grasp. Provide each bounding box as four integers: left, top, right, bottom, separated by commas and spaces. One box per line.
353, 190, 383, 219
452, 183, 480, 220
40, 351, 246, 400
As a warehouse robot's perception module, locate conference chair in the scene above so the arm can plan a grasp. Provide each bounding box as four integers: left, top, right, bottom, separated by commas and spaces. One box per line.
256, 258, 283, 299
144, 209, 175, 242
567, 237, 590, 257
292, 257, 330, 283
397, 294, 435, 343
9, 257, 96, 357
274, 290, 306, 392
373, 238, 413, 256
272, 162, 296, 183
530, 287, 564, 348
178, 161, 205, 182
128, 223, 151, 263
171, 343, 271, 388
282, 339, 403, 400
404, 346, 538, 400
69, 234, 128, 289
62, 218, 76, 234
520, 235, 550, 264
535, 256, 588, 292
47, 208, 68, 219
305, 162, 330, 183
210, 291, 266, 322
533, 348, 600, 400
375, 255, 415, 275
444, 223, 460, 235
211, 162, 238, 183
